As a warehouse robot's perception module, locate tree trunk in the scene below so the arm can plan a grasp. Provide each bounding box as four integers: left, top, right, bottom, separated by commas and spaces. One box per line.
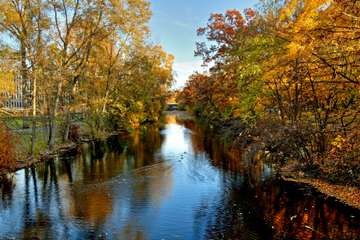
31, 116, 36, 158
33, 72, 37, 116
48, 80, 64, 149
41, 113, 49, 144
31, 70, 37, 158
63, 113, 71, 143
21, 42, 30, 129
48, 113, 57, 150
63, 82, 76, 142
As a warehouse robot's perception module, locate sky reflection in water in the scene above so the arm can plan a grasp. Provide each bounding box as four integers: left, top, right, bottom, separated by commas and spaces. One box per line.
0, 115, 360, 239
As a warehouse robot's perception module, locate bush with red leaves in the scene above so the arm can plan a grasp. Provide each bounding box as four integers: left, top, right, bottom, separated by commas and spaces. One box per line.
0, 124, 17, 171
69, 124, 80, 142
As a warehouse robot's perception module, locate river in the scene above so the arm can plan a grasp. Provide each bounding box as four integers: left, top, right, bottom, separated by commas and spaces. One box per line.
0, 113, 359, 239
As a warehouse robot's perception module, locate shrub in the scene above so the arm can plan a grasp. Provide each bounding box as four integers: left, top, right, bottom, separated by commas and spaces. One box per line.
69, 124, 80, 142
0, 124, 17, 170
194, 107, 202, 116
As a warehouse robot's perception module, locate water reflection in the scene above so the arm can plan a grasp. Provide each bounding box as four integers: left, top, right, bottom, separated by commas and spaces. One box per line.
0, 115, 359, 239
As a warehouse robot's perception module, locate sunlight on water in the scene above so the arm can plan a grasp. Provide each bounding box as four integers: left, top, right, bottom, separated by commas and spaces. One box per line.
0, 115, 360, 239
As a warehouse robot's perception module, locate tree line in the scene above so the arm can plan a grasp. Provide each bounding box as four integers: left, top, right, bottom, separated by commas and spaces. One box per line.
179, 0, 360, 186
0, 0, 175, 159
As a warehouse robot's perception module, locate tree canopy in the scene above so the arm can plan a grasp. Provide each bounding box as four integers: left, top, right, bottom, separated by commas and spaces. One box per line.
179, 0, 360, 186
0, 0, 175, 149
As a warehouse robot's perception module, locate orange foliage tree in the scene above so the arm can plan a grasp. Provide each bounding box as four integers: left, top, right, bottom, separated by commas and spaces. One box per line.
0, 123, 17, 171
179, 0, 360, 186
181, 73, 218, 116
183, 9, 256, 118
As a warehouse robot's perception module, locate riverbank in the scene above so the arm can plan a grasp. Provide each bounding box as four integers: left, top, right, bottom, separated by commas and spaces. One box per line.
283, 176, 360, 209
0, 122, 121, 176
2, 110, 358, 239
193, 114, 360, 210
0, 111, 193, 176
3, 111, 360, 210
0, 132, 116, 176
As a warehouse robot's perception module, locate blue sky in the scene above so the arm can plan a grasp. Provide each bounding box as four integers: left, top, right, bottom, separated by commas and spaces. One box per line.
148, 0, 260, 88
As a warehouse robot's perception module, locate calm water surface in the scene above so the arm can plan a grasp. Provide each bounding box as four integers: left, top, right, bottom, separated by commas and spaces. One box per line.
1, 114, 360, 240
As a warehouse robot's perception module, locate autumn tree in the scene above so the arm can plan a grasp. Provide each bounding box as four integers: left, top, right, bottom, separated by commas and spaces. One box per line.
179, 0, 360, 185
83, 0, 153, 134
0, 0, 40, 128
181, 73, 218, 116
0, 46, 15, 109
107, 44, 174, 133
191, 9, 257, 119
0, 0, 176, 158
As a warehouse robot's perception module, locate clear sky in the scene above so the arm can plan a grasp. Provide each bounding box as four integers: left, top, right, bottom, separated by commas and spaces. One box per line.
148, 0, 260, 89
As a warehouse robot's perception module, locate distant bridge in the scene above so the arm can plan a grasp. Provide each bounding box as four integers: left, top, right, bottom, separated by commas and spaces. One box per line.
166, 103, 179, 111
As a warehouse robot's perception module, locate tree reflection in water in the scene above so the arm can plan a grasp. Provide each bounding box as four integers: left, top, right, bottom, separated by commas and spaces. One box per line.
0, 115, 359, 239
179, 116, 360, 239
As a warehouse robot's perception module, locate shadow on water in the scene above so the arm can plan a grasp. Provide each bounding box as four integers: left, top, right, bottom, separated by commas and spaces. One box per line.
0, 114, 360, 239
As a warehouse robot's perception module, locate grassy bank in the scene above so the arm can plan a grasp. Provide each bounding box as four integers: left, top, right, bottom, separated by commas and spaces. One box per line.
0, 117, 115, 176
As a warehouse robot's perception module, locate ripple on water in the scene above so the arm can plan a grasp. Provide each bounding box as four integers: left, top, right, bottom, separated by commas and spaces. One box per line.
1, 116, 360, 240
